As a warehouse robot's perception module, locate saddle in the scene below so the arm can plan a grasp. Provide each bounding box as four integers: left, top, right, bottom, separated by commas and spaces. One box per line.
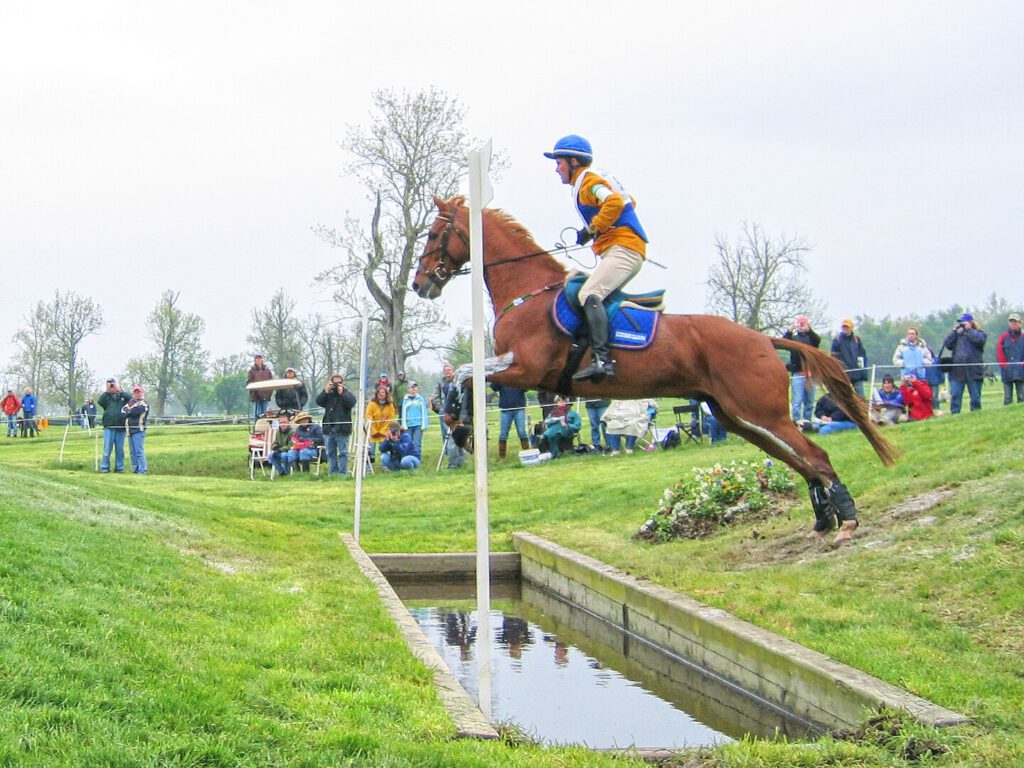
552, 274, 665, 350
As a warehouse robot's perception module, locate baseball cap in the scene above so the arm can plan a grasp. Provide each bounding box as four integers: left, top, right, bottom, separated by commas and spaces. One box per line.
132, 386, 144, 394
958, 313, 973, 323
1009, 313, 1021, 322
796, 315, 809, 324
841, 319, 854, 328
409, 380, 418, 387
106, 377, 118, 385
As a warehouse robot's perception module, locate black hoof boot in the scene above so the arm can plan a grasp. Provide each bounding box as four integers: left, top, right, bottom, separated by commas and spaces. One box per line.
827, 481, 859, 524
808, 479, 837, 534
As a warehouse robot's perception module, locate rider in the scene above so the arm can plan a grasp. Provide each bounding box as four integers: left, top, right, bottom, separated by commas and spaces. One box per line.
544, 134, 649, 382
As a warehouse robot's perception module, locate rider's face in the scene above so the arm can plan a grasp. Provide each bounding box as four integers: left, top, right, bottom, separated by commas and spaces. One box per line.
555, 158, 574, 185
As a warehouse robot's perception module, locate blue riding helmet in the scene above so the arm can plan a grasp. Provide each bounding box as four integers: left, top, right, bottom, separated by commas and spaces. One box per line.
543, 134, 593, 162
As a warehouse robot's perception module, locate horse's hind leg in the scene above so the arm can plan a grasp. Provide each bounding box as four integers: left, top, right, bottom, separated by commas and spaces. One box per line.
709, 403, 859, 545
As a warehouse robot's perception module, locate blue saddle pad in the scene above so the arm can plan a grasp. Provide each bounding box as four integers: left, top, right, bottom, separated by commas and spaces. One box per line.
552, 276, 663, 350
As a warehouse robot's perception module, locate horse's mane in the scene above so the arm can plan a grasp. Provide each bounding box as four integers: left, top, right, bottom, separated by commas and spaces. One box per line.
481, 207, 566, 273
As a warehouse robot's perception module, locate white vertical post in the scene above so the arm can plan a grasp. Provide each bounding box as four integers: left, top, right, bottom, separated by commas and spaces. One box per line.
352, 307, 370, 544
468, 139, 494, 720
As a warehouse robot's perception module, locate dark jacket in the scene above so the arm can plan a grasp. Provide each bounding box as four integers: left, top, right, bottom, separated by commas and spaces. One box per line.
434, 377, 456, 415
275, 380, 308, 412
247, 363, 274, 402
782, 328, 821, 373
830, 332, 868, 383
997, 329, 1024, 383
98, 390, 132, 429
490, 383, 527, 410
292, 423, 323, 449
943, 325, 987, 382
380, 431, 420, 461
121, 398, 150, 435
814, 394, 852, 423
315, 386, 357, 435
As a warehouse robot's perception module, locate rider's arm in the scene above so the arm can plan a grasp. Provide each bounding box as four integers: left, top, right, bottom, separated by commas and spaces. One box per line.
584, 181, 626, 234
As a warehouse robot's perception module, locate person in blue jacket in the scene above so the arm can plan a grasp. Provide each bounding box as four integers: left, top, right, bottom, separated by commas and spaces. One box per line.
19, 386, 37, 438
943, 312, 987, 413
380, 421, 421, 471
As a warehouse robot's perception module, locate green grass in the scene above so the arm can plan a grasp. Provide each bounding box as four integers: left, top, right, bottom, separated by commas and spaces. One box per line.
1, 389, 1022, 766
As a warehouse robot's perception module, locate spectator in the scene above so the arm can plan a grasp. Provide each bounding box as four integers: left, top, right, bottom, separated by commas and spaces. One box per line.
782, 315, 821, 427
536, 390, 557, 420
121, 386, 151, 474
80, 397, 98, 429
274, 367, 308, 414
268, 414, 294, 477
443, 383, 469, 469
900, 373, 934, 421
813, 392, 857, 435
2, 388, 21, 438
374, 372, 392, 396
315, 373, 357, 476
540, 395, 582, 458
696, 400, 728, 443
97, 378, 131, 472
830, 319, 869, 397
996, 312, 1024, 405
287, 411, 323, 472
391, 370, 409, 403
432, 363, 457, 446
869, 375, 906, 426
943, 313, 987, 413
892, 327, 933, 379
364, 385, 396, 464
602, 399, 655, 455
924, 345, 945, 411
380, 421, 421, 471
19, 386, 38, 438
583, 397, 610, 451
400, 381, 430, 451
491, 383, 529, 459
246, 354, 274, 420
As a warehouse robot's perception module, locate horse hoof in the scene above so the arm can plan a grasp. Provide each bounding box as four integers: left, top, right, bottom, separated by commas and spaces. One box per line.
806, 528, 831, 540
831, 520, 858, 547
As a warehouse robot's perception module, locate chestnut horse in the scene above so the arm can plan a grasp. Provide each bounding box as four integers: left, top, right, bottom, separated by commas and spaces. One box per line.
412, 196, 898, 545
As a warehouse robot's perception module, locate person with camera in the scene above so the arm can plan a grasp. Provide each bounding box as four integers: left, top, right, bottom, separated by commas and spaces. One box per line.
379, 421, 421, 471
942, 313, 987, 414
899, 373, 934, 421
315, 373, 357, 476
98, 378, 132, 472
782, 315, 821, 427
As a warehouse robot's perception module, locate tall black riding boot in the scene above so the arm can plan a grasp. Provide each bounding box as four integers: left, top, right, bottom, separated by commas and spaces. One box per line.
573, 295, 615, 382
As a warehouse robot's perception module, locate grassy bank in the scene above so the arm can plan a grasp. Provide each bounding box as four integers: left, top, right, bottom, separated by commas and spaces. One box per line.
1, 396, 1021, 766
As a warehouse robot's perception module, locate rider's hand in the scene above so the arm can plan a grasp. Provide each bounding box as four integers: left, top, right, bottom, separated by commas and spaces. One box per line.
576, 226, 594, 246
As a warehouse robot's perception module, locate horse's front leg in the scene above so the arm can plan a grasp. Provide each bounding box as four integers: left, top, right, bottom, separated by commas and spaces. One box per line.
453, 352, 515, 425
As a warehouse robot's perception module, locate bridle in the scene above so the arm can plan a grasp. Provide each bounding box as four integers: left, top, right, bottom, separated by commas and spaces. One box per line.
419, 214, 471, 287
419, 212, 558, 288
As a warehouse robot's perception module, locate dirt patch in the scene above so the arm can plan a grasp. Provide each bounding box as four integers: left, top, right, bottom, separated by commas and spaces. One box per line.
729, 488, 956, 569
832, 710, 948, 762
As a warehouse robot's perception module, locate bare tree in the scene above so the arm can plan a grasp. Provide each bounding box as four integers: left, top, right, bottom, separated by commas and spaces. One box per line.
144, 291, 206, 418
17, 291, 104, 413
247, 289, 302, 375
705, 222, 826, 334
314, 88, 482, 375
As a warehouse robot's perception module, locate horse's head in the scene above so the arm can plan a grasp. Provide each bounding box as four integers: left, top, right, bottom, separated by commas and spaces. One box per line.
412, 195, 470, 300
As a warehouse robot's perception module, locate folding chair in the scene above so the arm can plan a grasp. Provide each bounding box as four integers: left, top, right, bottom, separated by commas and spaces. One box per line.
672, 404, 703, 446
248, 418, 277, 479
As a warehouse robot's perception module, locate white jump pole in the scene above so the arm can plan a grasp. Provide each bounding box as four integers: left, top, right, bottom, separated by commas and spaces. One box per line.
468, 139, 494, 720
353, 306, 370, 544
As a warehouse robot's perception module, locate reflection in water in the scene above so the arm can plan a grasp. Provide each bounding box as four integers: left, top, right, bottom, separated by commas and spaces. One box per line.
407, 600, 734, 749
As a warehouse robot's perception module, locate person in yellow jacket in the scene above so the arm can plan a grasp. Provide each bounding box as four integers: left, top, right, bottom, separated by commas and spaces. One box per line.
544, 134, 649, 382
364, 384, 396, 464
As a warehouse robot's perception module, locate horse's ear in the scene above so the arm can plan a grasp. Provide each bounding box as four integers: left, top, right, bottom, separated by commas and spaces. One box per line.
432, 194, 446, 210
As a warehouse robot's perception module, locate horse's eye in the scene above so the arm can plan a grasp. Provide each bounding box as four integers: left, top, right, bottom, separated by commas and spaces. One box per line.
426, 232, 438, 241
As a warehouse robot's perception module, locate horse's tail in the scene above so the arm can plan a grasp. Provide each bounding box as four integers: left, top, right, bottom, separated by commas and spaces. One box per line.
772, 338, 900, 467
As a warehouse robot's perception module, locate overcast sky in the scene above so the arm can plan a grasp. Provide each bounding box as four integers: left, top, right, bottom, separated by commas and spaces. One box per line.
2, 1, 1022, 388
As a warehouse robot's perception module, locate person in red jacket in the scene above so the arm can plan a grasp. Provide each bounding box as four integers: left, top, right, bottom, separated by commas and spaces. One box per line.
900, 373, 934, 421
2, 388, 21, 438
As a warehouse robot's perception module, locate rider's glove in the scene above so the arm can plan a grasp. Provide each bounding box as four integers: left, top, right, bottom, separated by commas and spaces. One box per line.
575, 226, 595, 246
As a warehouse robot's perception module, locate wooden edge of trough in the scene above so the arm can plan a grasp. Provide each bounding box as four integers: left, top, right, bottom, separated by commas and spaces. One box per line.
512, 531, 968, 730
340, 534, 499, 740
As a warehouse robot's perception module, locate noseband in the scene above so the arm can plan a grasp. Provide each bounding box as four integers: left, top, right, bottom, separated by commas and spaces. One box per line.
420, 215, 471, 286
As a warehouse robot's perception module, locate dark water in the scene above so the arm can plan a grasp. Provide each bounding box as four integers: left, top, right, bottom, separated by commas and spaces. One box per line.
397, 579, 815, 749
